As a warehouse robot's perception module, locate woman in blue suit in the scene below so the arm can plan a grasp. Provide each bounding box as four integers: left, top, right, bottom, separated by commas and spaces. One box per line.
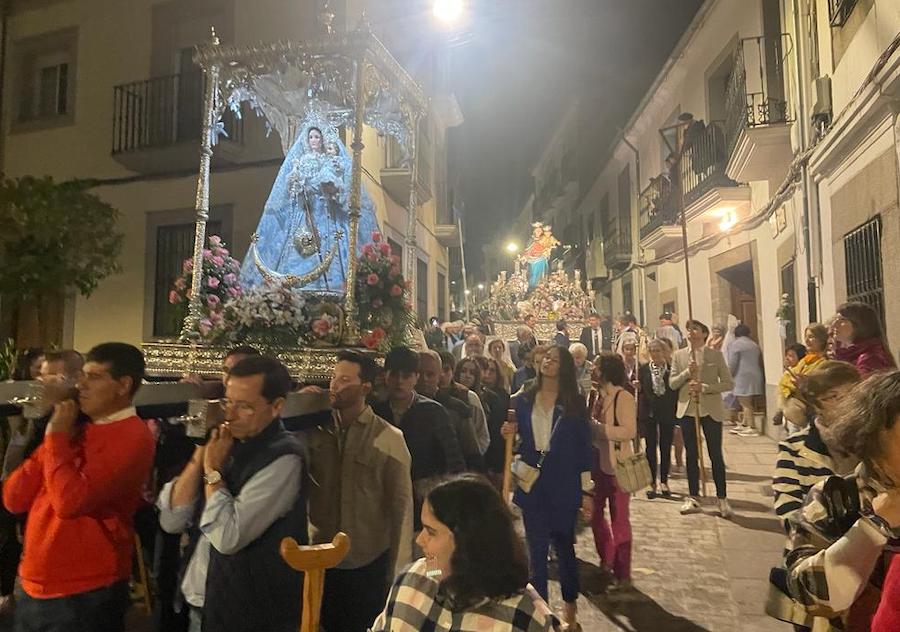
503, 345, 593, 631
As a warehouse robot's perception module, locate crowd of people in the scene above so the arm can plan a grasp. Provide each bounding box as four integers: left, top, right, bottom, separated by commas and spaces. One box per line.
1, 298, 899, 631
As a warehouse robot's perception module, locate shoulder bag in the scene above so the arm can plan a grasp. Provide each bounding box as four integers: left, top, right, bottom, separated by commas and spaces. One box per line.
612, 391, 653, 493
511, 404, 563, 494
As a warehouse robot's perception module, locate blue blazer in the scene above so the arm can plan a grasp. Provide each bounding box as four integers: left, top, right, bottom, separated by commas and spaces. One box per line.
513, 396, 593, 517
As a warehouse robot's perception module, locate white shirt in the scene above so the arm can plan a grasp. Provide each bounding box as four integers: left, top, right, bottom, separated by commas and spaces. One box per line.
531, 402, 554, 452
93, 406, 138, 425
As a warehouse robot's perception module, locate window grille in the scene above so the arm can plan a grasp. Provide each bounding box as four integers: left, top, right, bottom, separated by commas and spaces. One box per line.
828, 0, 859, 27
843, 216, 884, 324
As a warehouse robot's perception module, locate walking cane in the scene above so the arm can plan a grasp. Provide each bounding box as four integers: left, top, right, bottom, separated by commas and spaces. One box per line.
691, 348, 709, 497
501, 408, 516, 503
281, 532, 351, 632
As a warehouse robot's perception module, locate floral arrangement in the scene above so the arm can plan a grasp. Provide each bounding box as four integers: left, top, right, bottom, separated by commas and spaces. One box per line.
476, 268, 589, 322
356, 231, 415, 351
169, 235, 242, 335
211, 279, 309, 347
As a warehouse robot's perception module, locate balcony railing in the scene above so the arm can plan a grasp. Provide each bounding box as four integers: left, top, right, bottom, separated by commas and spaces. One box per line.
603, 222, 632, 267
639, 175, 679, 240
680, 120, 735, 205
829, 0, 859, 27
725, 34, 794, 155
112, 71, 242, 155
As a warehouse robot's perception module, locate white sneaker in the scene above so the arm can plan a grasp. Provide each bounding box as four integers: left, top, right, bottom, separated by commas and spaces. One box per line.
729, 426, 745, 434
738, 427, 759, 437
718, 498, 734, 519
680, 498, 702, 515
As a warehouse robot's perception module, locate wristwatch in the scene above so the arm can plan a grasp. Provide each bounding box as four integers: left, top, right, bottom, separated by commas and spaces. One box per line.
203, 470, 223, 486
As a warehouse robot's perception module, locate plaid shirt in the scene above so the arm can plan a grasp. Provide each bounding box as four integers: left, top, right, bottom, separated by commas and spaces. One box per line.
780, 464, 897, 630
370, 558, 556, 632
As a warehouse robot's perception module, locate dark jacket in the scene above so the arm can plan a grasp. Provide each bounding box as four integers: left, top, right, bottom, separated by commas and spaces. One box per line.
512, 397, 592, 521
430, 389, 483, 472
483, 386, 511, 473
637, 363, 678, 428
204, 421, 308, 632
579, 326, 607, 359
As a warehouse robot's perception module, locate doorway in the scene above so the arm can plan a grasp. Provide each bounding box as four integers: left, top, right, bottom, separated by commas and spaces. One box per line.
717, 260, 758, 341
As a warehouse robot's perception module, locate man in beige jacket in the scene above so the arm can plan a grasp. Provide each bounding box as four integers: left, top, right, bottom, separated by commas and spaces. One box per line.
669, 319, 735, 518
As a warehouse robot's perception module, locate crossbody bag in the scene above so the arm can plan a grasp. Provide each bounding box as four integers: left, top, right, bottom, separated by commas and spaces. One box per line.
510, 404, 563, 494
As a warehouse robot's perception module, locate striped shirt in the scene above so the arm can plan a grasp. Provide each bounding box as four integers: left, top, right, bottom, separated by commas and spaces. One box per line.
370, 558, 555, 632
773, 421, 836, 530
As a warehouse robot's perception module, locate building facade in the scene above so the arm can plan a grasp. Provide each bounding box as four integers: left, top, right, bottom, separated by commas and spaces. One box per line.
522, 0, 900, 437
1, 0, 462, 349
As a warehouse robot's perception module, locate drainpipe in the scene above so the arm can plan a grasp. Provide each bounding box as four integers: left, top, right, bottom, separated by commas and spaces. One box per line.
793, 0, 818, 323
619, 131, 645, 323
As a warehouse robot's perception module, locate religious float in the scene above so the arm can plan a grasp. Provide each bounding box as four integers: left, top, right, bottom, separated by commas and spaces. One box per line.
475, 222, 594, 342
141, 15, 428, 381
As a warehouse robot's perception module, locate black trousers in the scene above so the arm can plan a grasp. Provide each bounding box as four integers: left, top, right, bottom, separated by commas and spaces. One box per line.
321, 550, 390, 632
679, 416, 727, 499
15, 580, 129, 632
644, 416, 677, 485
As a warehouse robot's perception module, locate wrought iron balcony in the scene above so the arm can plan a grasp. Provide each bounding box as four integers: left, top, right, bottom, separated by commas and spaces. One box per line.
639, 176, 681, 247
603, 223, 632, 269
680, 120, 736, 206
829, 0, 859, 27
112, 71, 242, 172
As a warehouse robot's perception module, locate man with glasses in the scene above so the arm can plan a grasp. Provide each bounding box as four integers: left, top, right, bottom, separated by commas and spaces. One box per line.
159, 355, 307, 632
4, 343, 155, 632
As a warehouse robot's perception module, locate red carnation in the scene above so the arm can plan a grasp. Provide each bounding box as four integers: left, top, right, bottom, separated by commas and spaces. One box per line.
390, 284, 403, 297
371, 231, 382, 243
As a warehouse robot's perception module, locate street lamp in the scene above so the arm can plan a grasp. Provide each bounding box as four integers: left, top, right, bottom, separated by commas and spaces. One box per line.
433, 0, 465, 25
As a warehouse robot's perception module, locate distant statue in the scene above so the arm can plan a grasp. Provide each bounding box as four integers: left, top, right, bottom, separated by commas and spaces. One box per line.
240, 106, 379, 292
520, 222, 560, 289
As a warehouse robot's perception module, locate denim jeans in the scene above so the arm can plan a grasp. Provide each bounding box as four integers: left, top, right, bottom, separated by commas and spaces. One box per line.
15, 580, 129, 632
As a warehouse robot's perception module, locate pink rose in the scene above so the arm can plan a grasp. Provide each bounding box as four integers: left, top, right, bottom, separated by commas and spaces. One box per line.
367, 273, 379, 286
211, 255, 225, 267
362, 244, 375, 255
389, 265, 401, 277
371, 231, 382, 243
390, 255, 401, 265
207, 277, 220, 289
366, 251, 378, 262
372, 298, 383, 309
203, 249, 213, 260
199, 318, 212, 335
379, 243, 391, 256
183, 259, 193, 272
312, 319, 331, 336
228, 286, 240, 298
390, 284, 402, 297
213, 247, 227, 257
174, 277, 186, 290
207, 294, 221, 308
168, 290, 180, 304
208, 235, 222, 247
223, 273, 237, 285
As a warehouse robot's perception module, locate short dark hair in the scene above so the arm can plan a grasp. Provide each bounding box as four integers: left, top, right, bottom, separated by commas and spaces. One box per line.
734, 323, 751, 338
228, 355, 292, 401
384, 346, 420, 374
85, 343, 145, 396
556, 320, 567, 331
786, 343, 807, 362
593, 352, 627, 387
226, 345, 260, 359
659, 312, 673, 321
438, 350, 456, 371
427, 474, 529, 609
620, 313, 637, 326
336, 349, 378, 385
43, 349, 84, 378
685, 319, 709, 338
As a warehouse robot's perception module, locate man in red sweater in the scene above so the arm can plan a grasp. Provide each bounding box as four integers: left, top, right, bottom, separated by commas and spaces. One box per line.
4, 342, 155, 632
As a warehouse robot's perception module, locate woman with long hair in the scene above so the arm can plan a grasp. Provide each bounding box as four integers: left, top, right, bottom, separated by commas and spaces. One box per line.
772, 360, 862, 529
488, 338, 516, 389
638, 339, 679, 498
454, 357, 482, 394
371, 474, 555, 631
589, 352, 637, 590
473, 356, 509, 487
829, 302, 895, 375
501, 346, 592, 631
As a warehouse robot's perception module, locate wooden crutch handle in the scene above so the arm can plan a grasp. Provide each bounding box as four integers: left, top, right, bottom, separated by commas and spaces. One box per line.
281, 532, 351, 632
501, 408, 516, 501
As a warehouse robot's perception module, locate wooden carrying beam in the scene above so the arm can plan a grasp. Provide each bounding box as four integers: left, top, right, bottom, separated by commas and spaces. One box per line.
281, 532, 351, 632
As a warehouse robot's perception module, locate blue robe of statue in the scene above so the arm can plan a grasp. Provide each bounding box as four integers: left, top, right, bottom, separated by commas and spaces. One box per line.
239, 128, 379, 293
528, 257, 548, 289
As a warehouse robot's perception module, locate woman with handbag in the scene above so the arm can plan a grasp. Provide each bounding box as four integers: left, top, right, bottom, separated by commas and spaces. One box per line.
501, 346, 593, 632
589, 352, 638, 592
639, 338, 680, 498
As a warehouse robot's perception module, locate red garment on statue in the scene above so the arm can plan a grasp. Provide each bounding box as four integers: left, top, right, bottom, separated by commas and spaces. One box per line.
3, 416, 155, 598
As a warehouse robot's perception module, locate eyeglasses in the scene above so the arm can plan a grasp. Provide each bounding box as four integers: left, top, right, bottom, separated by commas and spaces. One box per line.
219, 398, 264, 417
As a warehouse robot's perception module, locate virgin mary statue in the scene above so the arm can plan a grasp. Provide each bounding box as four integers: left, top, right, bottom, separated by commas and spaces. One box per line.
239, 111, 379, 292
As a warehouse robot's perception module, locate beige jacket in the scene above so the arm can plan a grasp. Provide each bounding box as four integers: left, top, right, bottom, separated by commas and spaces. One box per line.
669, 345, 734, 422
591, 386, 637, 476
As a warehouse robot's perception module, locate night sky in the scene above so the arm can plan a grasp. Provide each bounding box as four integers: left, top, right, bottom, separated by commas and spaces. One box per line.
448, 0, 704, 269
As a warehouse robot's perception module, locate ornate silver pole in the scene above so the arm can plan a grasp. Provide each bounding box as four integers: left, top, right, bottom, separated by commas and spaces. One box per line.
180, 27, 220, 342
342, 54, 366, 344
404, 113, 421, 313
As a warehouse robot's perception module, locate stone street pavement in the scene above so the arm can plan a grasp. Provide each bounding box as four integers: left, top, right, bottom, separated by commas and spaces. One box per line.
544, 428, 791, 632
